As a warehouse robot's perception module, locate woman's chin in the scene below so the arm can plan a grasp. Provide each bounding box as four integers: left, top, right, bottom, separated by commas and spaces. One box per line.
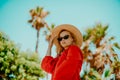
62, 45, 70, 49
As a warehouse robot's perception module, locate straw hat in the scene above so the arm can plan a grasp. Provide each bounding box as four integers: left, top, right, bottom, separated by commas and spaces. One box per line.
51, 24, 83, 48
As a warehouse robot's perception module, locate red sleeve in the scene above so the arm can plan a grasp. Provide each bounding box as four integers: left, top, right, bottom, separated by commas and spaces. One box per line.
53, 45, 83, 80
41, 56, 58, 73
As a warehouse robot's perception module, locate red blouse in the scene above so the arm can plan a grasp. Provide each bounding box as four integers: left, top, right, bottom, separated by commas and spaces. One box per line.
41, 45, 83, 80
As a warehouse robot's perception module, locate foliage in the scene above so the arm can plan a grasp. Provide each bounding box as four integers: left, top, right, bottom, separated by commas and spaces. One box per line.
28, 6, 49, 53
0, 32, 45, 80
81, 23, 120, 80
28, 6, 49, 30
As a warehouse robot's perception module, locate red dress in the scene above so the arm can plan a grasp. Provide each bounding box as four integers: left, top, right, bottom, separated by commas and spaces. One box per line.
41, 45, 83, 80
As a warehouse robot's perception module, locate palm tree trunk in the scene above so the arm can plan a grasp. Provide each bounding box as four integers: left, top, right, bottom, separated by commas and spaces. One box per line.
36, 30, 39, 53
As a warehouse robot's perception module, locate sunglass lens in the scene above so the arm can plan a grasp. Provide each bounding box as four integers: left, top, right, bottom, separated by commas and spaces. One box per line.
57, 35, 69, 41
57, 37, 62, 41
64, 35, 69, 39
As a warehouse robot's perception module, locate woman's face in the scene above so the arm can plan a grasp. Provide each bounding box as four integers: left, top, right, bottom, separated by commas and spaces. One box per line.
58, 31, 73, 49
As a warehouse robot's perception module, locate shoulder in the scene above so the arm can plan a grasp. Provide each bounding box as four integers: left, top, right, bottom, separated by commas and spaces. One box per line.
68, 45, 80, 51
67, 45, 83, 60
67, 45, 82, 54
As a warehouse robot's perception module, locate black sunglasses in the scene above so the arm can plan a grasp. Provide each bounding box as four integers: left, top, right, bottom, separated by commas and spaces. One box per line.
57, 35, 69, 42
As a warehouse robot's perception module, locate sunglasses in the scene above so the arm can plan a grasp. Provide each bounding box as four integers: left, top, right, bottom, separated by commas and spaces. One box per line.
57, 35, 69, 42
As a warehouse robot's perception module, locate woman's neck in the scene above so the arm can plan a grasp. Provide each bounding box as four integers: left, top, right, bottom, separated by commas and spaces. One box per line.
64, 47, 68, 50
64, 45, 72, 50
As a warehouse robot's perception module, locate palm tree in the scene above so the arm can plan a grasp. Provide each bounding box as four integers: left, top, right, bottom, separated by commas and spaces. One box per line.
28, 6, 49, 53
82, 23, 120, 80
28, 7, 56, 80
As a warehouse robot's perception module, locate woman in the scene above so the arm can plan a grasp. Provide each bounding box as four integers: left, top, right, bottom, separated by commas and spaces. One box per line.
41, 24, 83, 80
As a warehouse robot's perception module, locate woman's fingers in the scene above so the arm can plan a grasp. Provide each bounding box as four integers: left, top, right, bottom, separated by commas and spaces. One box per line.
50, 34, 57, 42
49, 35, 57, 47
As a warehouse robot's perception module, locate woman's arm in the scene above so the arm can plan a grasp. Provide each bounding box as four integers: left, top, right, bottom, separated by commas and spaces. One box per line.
41, 35, 58, 73
46, 35, 54, 56
41, 56, 58, 73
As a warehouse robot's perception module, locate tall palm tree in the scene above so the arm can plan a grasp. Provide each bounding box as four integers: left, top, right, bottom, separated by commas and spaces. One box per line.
28, 6, 49, 53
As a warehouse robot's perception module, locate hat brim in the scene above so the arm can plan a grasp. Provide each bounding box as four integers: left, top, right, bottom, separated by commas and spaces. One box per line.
51, 24, 83, 47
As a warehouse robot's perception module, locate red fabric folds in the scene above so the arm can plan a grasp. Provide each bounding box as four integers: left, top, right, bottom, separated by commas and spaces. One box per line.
41, 45, 83, 80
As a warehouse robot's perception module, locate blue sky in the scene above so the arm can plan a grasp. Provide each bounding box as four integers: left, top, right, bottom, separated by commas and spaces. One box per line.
0, 0, 120, 59
0, 0, 120, 80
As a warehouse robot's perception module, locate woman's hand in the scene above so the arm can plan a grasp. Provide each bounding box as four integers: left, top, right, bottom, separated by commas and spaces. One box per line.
48, 36, 54, 48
